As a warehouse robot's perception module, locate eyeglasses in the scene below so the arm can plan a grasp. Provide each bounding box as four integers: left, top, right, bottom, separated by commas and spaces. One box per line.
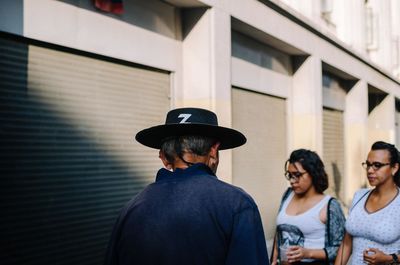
284, 171, 307, 181
361, 161, 390, 171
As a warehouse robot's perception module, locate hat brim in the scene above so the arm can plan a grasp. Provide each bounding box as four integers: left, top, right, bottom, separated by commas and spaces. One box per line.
135, 123, 246, 150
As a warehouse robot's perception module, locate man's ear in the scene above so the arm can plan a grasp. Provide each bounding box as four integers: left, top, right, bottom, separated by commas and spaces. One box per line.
207, 142, 220, 174
209, 142, 220, 159
159, 150, 172, 170
392, 162, 399, 176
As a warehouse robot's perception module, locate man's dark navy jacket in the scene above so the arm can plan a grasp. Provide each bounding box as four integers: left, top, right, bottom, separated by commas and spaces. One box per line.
104, 163, 269, 265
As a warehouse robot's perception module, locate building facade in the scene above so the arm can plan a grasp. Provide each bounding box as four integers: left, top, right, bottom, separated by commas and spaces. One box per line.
1, 0, 400, 264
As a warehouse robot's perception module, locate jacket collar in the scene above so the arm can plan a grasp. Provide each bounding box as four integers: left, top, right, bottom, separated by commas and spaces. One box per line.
156, 163, 216, 182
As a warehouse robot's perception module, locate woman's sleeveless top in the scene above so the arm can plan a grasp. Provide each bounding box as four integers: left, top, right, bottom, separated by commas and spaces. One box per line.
276, 191, 331, 262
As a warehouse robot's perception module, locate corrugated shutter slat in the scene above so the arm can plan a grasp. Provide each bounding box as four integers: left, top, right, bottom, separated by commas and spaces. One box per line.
232, 88, 287, 240
323, 108, 345, 200
0, 38, 170, 265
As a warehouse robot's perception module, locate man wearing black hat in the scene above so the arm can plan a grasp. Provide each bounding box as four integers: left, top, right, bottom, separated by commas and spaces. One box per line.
104, 108, 269, 265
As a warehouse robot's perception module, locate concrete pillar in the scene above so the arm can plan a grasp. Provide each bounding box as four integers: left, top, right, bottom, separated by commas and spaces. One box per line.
391, 0, 400, 77
368, 94, 395, 146
180, 7, 233, 183
368, 0, 392, 70
291, 56, 323, 154
344, 80, 368, 206
391, 0, 400, 36
334, 0, 366, 54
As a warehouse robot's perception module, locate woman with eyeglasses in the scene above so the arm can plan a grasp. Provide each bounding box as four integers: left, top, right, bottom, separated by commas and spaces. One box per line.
271, 149, 346, 265
335, 141, 400, 265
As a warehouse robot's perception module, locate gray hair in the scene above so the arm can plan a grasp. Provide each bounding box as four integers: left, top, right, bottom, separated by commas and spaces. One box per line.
160, 135, 217, 164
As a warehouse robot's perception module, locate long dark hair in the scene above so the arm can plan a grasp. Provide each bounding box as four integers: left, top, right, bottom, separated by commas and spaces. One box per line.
371, 141, 400, 187
285, 149, 329, 193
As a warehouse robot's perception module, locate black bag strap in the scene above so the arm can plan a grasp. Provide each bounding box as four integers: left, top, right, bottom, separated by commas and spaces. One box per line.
270, 232, 277, 264
270, 188, 292, 264
326, 197, 334, 244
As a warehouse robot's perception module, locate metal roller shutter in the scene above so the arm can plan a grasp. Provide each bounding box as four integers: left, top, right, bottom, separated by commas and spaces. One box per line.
0, 38, 170, 265
232, 87, 287, 240
322, 108, 344, 200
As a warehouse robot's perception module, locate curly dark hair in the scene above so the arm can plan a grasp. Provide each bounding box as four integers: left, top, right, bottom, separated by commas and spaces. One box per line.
285, 149, 329, 193
371, 141, 400, 187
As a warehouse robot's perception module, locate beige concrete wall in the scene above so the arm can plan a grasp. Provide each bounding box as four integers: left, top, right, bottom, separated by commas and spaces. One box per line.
23, 0, 182, 72
10, 0, 400, 245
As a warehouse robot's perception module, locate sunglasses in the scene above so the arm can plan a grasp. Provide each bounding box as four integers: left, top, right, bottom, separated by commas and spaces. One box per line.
284, 171, 307, 181
361, 161, 390, 171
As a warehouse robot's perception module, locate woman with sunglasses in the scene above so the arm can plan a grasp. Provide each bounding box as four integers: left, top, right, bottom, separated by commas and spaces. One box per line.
272, 149, 346, 265
335, 141, 400, 265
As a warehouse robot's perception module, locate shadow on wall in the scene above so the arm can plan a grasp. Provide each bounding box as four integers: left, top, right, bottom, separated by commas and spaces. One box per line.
58, 0, 180, 40
331, 162, 342, 200
0, 0, 23, 35
231, 30, 309, 76
0, 37, 151, 265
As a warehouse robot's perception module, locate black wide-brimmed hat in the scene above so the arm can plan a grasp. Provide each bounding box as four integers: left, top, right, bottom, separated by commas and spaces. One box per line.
135, 107, 246, 150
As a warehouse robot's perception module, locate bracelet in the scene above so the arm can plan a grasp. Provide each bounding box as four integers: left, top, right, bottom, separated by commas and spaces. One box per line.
391, 253, 399, 264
